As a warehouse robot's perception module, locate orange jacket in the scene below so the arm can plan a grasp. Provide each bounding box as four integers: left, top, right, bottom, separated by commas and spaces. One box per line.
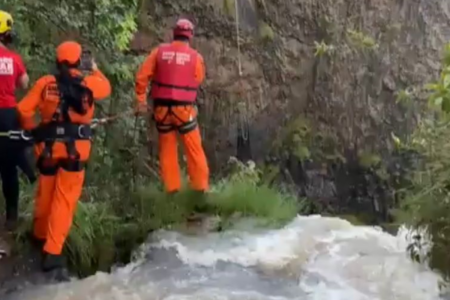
17, 69, 111, 161
135, 41, 205, 104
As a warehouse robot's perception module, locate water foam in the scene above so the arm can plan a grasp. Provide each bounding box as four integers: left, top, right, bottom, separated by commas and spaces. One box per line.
4, 215, 444, 300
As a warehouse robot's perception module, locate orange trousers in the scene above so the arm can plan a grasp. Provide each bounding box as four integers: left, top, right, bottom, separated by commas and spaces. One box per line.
33, 162, 85, 255
153, 105, 209, 193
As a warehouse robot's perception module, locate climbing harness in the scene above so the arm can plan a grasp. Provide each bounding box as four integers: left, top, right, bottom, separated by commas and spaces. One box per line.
0, 109, 135, 142
34, 109, 134, 173
0, 106, 134, 174
153, 101, 199, 135
35, 84, 92, 173
0, 129, 33, 141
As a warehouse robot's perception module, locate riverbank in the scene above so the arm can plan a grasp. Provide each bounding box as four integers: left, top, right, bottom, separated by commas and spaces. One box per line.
0, 213, 222, 296
0, 159, 304, 291
3, 215, 444, 300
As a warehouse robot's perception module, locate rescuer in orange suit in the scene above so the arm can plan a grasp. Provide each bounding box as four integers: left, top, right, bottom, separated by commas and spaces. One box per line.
17, 41, 111, 275
135, 19, 209, 194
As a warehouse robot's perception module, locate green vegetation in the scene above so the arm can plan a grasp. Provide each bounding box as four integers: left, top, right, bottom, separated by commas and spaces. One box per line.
258, 22, 275, 42
223, 0, 235, 17
358, 152, 382, 169
395, 43, 450, 280
12, 158, 303, 277
0, 0, 305, 279
210, 158, 302, 223
272, 116, 345, 164
346, 29, 378, 50
5, 0, 450, 288
314, 40, 335, 57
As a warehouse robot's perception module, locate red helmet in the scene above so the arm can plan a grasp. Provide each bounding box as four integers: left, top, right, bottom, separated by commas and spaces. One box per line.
173, 18, 194, 39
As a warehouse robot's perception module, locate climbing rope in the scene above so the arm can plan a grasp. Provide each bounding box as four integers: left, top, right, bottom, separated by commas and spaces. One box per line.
238, 102, 249, 141
234, 0, 250, 142
90, 109, 135, 128
0, 109, 135, 142
258, 83, 264, 109
0, 130, 32, 141
235, 0, 242, 77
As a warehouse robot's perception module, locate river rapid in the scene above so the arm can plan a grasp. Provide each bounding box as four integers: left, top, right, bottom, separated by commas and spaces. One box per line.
3, 215, 444, 300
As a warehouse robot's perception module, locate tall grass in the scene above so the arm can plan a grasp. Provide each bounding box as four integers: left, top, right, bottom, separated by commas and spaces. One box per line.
395, 43, 450, 280
210, 182, 299, 222
395, 119, 450, 280
10, 157, 304, 277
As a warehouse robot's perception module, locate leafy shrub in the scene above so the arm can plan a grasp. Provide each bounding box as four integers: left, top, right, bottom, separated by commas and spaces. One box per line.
396, 43, 450, 280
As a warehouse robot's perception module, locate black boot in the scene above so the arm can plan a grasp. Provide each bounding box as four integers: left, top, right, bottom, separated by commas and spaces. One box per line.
186, 190, 209, 222
27, 231, 46, 250
192, 190, 208, 213
42, 253, 66, 272
3, 169, 20, 232
4, 216, 19, 232
41, 253, 70, 282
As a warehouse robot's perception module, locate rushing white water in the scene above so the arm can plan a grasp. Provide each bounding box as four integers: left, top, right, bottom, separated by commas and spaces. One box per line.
3, 215, 445, 300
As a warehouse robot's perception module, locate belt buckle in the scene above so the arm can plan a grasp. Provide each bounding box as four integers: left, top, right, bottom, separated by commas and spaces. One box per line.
78, 125, 86, 138
20, 131, 32, 141
56, 126, 65, 135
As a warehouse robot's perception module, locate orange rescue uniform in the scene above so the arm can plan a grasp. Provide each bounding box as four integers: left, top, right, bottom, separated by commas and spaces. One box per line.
17, 69, 111, 255
135, 41, 209, 192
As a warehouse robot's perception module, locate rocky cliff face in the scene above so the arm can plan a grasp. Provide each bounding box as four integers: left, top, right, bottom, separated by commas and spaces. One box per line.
132, 0, 450, 221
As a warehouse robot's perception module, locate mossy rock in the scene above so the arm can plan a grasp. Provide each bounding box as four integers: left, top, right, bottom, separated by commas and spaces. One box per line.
380, 222, 400, 235
336, 214, 369, 226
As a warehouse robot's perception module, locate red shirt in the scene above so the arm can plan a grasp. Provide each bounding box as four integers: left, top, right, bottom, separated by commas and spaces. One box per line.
0, 47, 26, 108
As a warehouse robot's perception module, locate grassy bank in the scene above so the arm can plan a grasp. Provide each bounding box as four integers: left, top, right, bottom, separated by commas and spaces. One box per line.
11, 158, 304, 277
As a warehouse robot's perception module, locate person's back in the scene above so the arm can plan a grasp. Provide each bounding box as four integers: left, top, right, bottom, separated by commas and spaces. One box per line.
19, 69, 110, 161
150, 42, 200, 104
134, 19, 209, 198
17, 41, 111, 275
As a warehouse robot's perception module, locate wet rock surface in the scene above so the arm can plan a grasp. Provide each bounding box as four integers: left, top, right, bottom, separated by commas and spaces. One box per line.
131, 0, 450, 219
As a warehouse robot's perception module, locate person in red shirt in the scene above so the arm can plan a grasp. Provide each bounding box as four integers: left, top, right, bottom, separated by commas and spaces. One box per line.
0, 11, 30, 231
135, 19, 209, 199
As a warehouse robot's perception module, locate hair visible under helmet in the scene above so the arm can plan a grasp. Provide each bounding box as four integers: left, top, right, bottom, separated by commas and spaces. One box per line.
54, 41, 93, 117
173, 18, 194, 41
